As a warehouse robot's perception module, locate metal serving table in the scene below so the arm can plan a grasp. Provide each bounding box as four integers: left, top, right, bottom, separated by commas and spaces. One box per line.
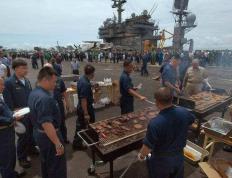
201, 118, 232, 161
173, 91, 232, 140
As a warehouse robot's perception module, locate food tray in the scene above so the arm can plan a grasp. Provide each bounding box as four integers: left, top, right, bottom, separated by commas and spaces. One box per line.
184, 140, 209, 165
13, 107, 30, 117
202, 117, 232, 136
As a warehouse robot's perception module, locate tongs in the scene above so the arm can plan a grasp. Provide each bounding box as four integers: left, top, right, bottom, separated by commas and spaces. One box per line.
204, 78, 214, 91
119, 156, 137, 178
145, 99, 155, 105
119, 152, 152, 178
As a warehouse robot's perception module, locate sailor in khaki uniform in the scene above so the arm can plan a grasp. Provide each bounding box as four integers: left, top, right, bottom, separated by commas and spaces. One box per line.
183, 59, 208, 96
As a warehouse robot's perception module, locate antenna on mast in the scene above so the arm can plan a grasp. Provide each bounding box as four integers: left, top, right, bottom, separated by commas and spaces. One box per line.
171, 0, 197, 52
112, 0, 127, 23
149, 1, 157, 15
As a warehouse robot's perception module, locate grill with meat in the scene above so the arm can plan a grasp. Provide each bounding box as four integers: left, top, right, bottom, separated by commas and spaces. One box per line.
78, 107, 159, 178
90, 107, 159, 148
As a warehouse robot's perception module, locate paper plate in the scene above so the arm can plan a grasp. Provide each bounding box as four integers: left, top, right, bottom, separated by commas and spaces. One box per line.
13, 107, 30, 118
15, 121, 26, 134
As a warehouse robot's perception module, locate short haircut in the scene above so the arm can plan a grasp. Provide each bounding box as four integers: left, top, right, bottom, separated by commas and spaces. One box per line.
154, 87, 173, 105
84, 64, 95, 75
123, 60, 132, 67
12, 59, 27, 70
192, 58, 199, 64
37, 66, 57, 82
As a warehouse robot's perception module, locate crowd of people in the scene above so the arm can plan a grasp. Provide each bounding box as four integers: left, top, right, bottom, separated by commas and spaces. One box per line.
23, 49, 164, 79
0, 46, 232, 178
0, 58, 73, 178
194, 50, 232, 67
2, 48, 232, 83
4, 48, 232, 70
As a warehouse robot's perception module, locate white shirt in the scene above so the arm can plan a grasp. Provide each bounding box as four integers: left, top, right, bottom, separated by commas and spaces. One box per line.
71, 61, 79, 70
109, 52, 112, 59
0, 94, 4, 101
20, 79, 26, 86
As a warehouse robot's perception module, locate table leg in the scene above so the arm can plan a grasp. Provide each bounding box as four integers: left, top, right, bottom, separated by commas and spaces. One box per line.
202, 135, 216, 161
92, 150, 96, 165
109, 86, 113, 103
201, 135, 209, 162
110, 160, 114, 178
88, 150, 96, 175
209, 141, 215, 161
203, 135, 208, 149
195, 118, 202, 143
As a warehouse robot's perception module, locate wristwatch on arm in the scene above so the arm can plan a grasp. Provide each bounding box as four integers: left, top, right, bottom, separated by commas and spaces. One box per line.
56, 143, 64, 150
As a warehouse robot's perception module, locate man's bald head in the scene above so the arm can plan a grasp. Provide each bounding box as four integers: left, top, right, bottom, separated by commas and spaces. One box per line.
44, 63, 53, 68
154, 87, 173, 105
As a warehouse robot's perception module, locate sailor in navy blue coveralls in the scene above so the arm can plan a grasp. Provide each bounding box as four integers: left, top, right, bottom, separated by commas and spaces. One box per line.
53, 77, 69, 143
120, 60, 146, 115
139, 87, 195, 178
44, 62, 69, 143
120, 70, 134, 114
3, 59, 34, 168
0, 96, 16, 178
73, 65, 95, 150
28, 67, 66, 178
161, 55, 181, 95
0, 77, 22, 178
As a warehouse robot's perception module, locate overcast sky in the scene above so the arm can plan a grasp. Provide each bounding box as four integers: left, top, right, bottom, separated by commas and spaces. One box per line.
0, 0, 231, 49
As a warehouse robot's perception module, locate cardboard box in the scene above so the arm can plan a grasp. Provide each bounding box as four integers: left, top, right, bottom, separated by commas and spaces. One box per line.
199, 162, 222, 178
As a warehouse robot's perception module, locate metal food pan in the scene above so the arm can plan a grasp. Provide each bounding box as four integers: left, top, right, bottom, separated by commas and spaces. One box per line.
184, 140, 209, 165
202, 117, 232, 136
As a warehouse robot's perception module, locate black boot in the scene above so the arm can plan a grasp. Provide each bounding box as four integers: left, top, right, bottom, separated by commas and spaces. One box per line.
223, 145, 232, 152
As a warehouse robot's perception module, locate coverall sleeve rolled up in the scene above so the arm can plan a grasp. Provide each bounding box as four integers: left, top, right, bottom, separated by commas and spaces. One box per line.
143, 123, 159, 149
122, 77, 133, 92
